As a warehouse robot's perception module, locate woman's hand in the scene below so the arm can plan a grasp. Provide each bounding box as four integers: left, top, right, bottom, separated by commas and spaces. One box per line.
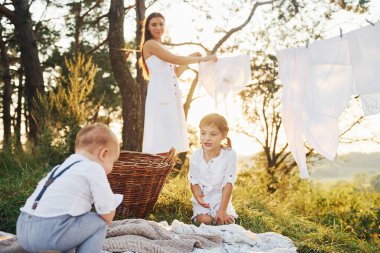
195, 193, 210, 208
214, 210, 234, 225
189, 52, 202, 57
200, 54, 217, 62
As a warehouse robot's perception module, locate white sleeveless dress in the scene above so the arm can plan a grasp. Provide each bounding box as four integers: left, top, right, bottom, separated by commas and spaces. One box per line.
142, 55, 189, 154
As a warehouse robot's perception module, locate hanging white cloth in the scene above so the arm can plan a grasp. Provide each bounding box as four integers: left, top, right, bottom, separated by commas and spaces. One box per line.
347, 23, 380, 114
278, 36, 353, 179
277, 47, 309, 178
347, 23, 380, 95
198, 55, 251, 105
360, 94, 380, 115
276, 21, 380, 178
305, 36, 353, 160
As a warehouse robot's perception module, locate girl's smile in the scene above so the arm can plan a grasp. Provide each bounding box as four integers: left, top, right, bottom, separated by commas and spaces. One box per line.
200, 124, 226, 151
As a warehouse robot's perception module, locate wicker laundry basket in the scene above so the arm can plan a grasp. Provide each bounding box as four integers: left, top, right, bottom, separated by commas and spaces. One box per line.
108, 148, 176, 218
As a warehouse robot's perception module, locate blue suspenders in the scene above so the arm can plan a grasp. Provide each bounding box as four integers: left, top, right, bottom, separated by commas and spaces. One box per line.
32, 160, 82, 210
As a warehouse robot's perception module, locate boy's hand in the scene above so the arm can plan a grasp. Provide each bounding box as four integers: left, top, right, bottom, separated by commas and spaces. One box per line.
214, 210, 234, 225
195, 193, 210, 208
99, 210, 116, 225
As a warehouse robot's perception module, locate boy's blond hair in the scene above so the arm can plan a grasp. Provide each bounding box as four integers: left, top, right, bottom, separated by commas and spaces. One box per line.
75, 123, 119, 153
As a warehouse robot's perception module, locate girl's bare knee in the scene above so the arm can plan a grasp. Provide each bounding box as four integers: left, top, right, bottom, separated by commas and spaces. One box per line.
196, 214, 212, 224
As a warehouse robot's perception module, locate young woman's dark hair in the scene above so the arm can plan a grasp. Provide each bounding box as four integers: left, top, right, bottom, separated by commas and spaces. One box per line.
139, 12, 165, 79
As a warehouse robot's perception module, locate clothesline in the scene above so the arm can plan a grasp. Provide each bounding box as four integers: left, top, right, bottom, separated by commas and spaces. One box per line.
276, 21, 380, 178
304, 18, 379, 48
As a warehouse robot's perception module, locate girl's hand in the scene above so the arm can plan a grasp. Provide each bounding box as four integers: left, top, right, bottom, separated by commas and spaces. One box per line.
195, 193, 210, 208
214, 210, 234, 225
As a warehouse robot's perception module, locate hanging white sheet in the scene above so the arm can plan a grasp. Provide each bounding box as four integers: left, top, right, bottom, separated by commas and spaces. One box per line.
276, 21, 380, 178
198, 55, 251, 105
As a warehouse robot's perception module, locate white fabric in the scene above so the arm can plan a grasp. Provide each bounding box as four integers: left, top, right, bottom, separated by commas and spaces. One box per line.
347, 23, 380, 95
20, 154, 116, 217
189, 149, 238, 219
168, 220, 297, 253
277, 37, 352, 178
360, 93, 380, 115
276, 21, 380, 178
306, 36, 353, 160
102, 219, 297, 253
143, 55, 189, 154
347, 23, 380, 113
277, 47, 309, 178
198, 55, 251, 105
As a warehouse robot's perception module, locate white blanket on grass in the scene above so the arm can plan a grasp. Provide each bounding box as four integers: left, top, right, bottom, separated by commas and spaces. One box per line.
102, 219, 297, 253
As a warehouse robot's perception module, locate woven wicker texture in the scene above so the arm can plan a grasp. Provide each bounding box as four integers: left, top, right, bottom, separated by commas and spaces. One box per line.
108, 148, 175, 218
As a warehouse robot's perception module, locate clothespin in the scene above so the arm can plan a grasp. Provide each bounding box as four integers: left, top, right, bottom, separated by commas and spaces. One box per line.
365, 19, 375, 26
305, 39, 309, 48
340, 28, 343, 38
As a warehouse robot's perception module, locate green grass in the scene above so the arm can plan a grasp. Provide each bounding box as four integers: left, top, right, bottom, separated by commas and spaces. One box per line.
233, 183, 378, 252
0, 151, 52, 233
1, 150, 379, 252
151, 172, 380, 253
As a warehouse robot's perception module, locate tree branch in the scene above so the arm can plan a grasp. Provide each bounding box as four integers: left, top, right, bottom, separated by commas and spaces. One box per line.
0, 4, 16, 22
145, 0, 158, 9
275, 151, 291, 168
241, 129, 265, 148
262, 95, 269, 150
339, 115, 364, 137
211, 0, 276, 53
164, 41, 210, 52
183, 73, 199, 119
86, 37, 109, 54
80, 0, 104, 19
124, 3, 136, 13
92, 13, 109, 25
272, 117, 281, 158
277, 143, 288, 157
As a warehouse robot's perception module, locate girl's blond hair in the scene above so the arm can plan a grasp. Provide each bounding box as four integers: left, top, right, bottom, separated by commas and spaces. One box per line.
199, 113, 232, 149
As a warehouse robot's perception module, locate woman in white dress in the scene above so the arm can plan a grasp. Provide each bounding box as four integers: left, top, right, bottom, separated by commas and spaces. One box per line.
140, 12, 217, 154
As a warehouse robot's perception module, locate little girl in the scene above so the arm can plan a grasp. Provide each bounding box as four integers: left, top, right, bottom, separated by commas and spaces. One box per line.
189, 113, 238, 225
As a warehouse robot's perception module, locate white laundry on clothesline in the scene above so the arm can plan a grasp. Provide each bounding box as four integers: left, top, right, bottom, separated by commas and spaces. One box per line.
198, 55, 251, 107
276, 21, 380, 178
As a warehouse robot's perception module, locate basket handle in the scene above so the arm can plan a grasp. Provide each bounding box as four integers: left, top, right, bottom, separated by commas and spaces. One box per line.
161, 147, 176, 164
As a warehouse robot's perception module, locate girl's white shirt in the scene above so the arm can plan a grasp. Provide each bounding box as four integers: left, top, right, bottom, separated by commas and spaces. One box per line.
188, 148, 238, 218
20, 154, 115, 217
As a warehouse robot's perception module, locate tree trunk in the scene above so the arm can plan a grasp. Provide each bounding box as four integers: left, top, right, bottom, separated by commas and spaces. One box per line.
14, 67, 23, 148
11, 0, 44, 144
74, 2, 82, 55
0, 26, 12, 149
183, 75, 199, 118
135, 0, 148, 125
109, 0, 143, 151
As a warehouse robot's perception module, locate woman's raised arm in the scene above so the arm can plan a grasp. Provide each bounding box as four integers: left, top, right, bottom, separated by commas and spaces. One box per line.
144, 40, 216, 65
